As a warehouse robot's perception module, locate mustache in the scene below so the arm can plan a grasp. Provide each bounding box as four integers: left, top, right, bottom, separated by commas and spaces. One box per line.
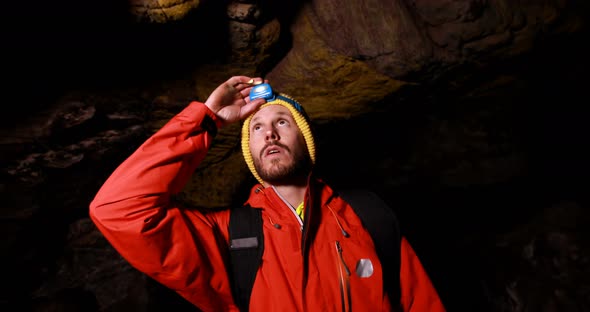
260, 141, 290, 159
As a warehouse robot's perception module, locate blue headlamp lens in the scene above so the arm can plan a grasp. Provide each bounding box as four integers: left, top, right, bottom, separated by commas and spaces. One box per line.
249, 83, 276, 101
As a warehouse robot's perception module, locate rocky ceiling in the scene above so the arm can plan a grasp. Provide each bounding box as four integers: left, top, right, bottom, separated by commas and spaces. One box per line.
2, 0, 589, 311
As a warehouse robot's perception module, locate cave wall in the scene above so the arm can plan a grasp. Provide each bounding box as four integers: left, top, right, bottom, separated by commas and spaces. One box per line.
2, 0, 589, 311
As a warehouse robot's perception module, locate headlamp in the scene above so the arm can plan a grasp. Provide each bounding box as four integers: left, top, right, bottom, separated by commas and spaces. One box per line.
249, 83, 276, 101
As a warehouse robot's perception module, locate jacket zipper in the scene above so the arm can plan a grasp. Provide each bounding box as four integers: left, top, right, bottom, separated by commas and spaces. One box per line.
271, 186, 303, 230
335, 241, 352, 312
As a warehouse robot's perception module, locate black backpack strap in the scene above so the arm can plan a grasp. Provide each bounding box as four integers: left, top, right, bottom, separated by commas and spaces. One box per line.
228, 205, 264, 312
339, 189, 402, 305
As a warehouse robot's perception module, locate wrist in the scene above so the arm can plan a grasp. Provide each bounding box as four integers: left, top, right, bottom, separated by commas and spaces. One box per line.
203, 104, 224, 134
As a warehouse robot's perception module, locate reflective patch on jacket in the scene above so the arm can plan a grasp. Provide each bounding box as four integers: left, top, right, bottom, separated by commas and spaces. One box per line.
355, 258, 374, 278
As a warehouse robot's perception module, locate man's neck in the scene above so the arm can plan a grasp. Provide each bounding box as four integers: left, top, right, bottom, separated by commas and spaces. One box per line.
269, 184, 307, 208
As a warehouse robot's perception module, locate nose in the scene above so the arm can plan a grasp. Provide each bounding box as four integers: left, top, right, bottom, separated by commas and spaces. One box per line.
265, 127, 278, 141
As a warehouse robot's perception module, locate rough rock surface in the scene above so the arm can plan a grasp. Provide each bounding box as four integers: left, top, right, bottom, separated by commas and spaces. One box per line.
2, 0, 589, 311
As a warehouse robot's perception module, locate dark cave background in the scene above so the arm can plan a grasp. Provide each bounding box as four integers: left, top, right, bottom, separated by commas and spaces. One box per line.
1, 1, 589, 311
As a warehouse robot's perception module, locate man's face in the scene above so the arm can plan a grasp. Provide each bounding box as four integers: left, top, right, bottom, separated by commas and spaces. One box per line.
249, 105, 311, 185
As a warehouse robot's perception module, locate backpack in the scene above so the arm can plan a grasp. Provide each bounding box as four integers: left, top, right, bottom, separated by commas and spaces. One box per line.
228, 189, 401, 311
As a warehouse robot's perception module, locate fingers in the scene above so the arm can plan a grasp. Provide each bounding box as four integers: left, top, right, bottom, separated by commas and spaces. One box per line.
246, 78, 265, 86
231, 76, 265, 90
227, 76, 252, 86
233, 77, 266, 102
241, 98, 266, 118
231, 76, 264, 85
239, 87, 251, 99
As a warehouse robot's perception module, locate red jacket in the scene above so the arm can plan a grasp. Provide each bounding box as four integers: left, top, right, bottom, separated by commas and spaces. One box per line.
89, 101, 446, 312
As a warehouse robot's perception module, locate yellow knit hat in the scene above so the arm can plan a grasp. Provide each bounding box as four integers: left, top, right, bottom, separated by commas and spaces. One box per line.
241, 93, 316, 184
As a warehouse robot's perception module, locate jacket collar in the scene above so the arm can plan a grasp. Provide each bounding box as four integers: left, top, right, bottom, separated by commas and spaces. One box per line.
244, 173, 336, 212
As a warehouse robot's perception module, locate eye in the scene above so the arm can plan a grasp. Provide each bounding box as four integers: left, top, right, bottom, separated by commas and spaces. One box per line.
277, 119, 288, 126
252, 124, 262, 132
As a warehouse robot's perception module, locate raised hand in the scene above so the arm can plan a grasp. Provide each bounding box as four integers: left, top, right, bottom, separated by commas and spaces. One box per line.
204, 76, 267, 127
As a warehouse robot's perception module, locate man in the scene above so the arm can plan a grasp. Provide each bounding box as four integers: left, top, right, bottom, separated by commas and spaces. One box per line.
89, 76, 446, 311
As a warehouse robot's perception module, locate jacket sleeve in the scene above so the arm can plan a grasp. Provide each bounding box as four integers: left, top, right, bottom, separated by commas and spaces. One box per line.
89, 101, 237, 312
399, 237, 446, 312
